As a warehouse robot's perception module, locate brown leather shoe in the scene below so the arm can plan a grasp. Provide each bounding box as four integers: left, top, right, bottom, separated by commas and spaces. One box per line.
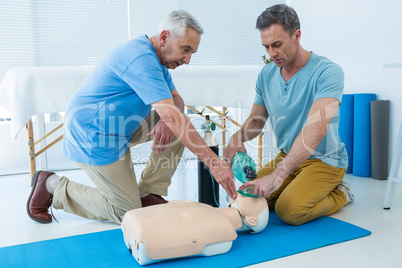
27, 171, 55, 223
140, 194, 168, 208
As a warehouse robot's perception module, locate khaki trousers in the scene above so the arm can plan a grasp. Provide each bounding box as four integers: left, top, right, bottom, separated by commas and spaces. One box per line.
258, 151, 347, 226
53, 111, 185, 224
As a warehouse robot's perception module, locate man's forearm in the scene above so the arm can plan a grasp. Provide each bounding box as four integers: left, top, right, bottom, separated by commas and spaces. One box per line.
172, 94, 185, 112
169, 114, 220, 166
273, 98, 340, 180
154, 102, 219, 166
153, 98, 237, 199
236, 117, 266, 142
274, 123, 325, 180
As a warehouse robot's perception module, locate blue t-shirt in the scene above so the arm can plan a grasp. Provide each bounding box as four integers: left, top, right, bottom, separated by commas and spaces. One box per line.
254, 52, 347, 168
63, 35, 176, 165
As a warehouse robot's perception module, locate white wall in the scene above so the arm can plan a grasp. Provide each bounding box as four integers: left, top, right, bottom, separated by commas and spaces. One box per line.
290, 0, 402, 170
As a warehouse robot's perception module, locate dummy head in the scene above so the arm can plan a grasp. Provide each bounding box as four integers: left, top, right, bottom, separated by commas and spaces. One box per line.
229, 195, 269, 234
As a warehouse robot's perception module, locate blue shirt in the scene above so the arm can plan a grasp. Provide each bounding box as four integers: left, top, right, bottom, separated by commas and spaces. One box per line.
63, 35, 176, 165
254, 52, 347, 168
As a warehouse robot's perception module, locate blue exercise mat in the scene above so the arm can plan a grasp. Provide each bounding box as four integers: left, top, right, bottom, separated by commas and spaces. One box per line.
0, 211, 371, 267
339, 94, 354, 173
353, 93, 376, 177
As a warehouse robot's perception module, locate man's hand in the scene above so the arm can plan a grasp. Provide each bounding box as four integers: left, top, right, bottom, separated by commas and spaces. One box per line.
147, 120, 176, 154
239, 172, 284, 198
224, 134, 247, 164
208, 159, 237, 199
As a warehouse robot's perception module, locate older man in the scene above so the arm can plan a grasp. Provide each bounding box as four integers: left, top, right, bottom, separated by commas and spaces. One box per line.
27, 10, 237, 224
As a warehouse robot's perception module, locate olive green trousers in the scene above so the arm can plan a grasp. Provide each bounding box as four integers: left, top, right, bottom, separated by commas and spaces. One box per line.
258, 150, 347, 225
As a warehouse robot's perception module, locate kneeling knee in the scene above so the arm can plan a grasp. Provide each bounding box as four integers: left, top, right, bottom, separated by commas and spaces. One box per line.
275, 200, 306, 226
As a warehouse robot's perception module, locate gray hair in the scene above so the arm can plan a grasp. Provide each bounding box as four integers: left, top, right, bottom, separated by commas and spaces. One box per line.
156, 10, 204, 38
256, 4, 300, 35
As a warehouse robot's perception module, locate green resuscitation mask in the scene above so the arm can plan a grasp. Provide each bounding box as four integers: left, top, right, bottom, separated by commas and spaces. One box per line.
231, 152, 259, 198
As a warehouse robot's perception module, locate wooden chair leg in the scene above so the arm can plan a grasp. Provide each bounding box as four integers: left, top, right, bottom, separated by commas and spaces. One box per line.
26, 119, 36, 181
221, 107, 227, 158
257, 133, 263, 170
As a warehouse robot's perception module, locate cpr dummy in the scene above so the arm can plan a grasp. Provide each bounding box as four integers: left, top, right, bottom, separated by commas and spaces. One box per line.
121, 194, 269, 265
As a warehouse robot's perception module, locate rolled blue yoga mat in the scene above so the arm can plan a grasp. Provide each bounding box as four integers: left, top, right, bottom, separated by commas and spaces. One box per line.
353, 93, 376, 177
339, 94, 354, 173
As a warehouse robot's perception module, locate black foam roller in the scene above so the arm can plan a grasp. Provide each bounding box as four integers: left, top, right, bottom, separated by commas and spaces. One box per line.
370, 100, 390, 180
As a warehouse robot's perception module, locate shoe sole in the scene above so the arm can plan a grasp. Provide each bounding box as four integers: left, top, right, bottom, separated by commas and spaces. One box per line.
26, 171, 52, 224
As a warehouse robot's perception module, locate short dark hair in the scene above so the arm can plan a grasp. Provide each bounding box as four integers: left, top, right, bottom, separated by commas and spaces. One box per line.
256, 4, 300, 35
